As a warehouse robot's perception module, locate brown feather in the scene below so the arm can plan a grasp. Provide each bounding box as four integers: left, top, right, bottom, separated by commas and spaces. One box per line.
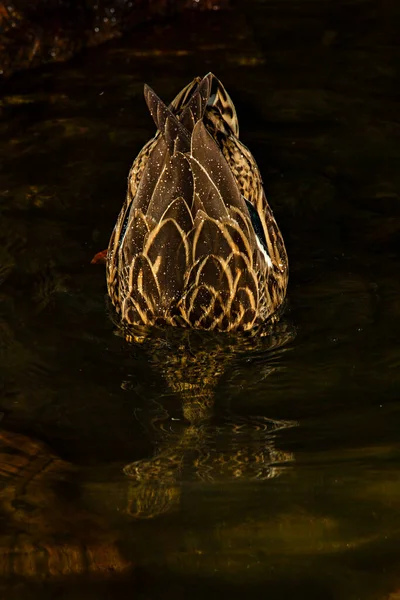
106, 73, 289, 333
169, 77, 201, 113
145, 152, 193, 222
132, 135, 169, 214
180, 73, 212, 131
190, 120, 245, 212
144, 84, 190, 154
120, 209, 151, 268
191, 214, 233, 264
144, 218, 188, 308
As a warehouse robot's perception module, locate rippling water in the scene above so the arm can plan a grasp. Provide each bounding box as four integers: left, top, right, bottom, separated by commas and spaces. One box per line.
1, 1, 400, 598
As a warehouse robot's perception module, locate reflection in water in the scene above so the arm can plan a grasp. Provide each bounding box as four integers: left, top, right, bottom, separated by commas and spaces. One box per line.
120, 316, 297, 518
0, 429, 131, 579
0, 317, 296, 577
1, 0, 400, 596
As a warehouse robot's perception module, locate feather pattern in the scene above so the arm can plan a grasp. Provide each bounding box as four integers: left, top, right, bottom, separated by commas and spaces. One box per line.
106, 73, 288, 332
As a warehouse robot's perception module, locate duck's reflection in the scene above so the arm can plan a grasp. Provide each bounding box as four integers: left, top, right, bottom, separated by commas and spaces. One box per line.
121, 317, 297, 518
0, 315, 296, 580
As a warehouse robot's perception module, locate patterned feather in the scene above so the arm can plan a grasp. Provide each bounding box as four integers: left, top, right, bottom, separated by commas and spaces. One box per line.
106, 73, 288, 332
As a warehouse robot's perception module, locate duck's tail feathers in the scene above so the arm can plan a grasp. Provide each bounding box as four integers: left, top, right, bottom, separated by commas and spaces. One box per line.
206, 74, 239, 137
179, 73, 212, 131
144, 84, 190, 155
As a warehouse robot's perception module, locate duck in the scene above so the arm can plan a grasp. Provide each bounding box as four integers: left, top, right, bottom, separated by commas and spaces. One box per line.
105, 73, 288, 333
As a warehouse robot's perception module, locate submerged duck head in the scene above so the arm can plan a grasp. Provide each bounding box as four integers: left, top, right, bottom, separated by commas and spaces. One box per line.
106, 73, 288, 333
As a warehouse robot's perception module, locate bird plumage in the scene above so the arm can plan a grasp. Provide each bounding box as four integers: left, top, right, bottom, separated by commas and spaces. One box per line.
106, 73, 288, 332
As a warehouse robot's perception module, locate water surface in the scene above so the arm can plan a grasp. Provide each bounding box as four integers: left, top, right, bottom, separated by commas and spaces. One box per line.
1, 2, 400, 598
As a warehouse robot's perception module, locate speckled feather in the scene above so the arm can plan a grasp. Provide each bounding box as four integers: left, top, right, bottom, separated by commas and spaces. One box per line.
106, 73, 288, 332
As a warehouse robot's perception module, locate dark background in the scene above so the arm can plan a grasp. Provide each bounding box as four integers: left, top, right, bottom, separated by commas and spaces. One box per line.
0, 1, 400, 598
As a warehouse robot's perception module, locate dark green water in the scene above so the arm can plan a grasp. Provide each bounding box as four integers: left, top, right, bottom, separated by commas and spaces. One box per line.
1, 1, 400, 598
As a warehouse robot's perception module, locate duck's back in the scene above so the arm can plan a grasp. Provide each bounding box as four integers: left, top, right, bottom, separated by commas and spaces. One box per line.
106, 74, 288, 332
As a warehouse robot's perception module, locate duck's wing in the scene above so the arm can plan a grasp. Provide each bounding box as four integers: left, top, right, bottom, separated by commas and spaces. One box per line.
111, 86, 265, 329
107, 87, 191, 314
178, 119, 262, 330
107, 74, 278, 330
